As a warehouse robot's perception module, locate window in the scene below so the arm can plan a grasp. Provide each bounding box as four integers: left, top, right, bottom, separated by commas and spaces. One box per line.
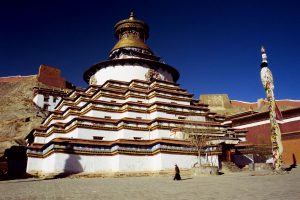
43, 104, 49, 111
133, 137, 141, 140
93, 136, 104, 140
53, 96, 58, 103
137, 100, 143, 103
136, 117, 142, 120
104, 116, 111, 119
178, 116, 186, 120
110, 100, 117, 103
44, 95, 49, 102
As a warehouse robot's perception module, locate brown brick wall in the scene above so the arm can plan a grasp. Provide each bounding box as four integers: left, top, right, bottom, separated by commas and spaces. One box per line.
241, 120, 300, 166
37, 65, 66, 88
245, 124, 272, 144
280, 120, 300, 133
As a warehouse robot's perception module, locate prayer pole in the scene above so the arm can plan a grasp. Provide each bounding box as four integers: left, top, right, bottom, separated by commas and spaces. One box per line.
260, 46, 283, 170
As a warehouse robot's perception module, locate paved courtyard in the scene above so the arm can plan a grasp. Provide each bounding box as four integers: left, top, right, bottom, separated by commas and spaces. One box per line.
1, 168, 300, 200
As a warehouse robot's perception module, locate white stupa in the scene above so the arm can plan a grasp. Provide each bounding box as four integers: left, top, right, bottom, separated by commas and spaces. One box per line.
26, 13, 244, 175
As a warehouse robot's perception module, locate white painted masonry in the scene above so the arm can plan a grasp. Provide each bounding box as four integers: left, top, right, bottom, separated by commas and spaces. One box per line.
33, 94, 62, 111
27, 152, 219, 174
94, 64, 173, 85
234, 116, 300, 129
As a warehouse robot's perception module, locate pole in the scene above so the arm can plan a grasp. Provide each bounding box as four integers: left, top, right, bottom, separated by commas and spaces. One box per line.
260, 46, 283, 170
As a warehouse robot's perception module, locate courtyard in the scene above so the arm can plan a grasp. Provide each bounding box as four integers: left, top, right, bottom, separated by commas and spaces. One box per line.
1, 168, 300, 200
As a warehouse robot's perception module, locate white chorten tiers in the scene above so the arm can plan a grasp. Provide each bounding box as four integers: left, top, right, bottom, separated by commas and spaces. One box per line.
26, 13, 245, 175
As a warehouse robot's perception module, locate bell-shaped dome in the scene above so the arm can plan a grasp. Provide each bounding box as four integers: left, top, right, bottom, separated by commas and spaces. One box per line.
83, 13, 180, 85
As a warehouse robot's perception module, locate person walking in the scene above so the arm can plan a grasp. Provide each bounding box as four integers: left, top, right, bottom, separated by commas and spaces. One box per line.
173, 164, 181, 180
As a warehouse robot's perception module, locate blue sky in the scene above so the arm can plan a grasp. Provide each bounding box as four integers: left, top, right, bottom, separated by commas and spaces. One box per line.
1, 0, 299, 101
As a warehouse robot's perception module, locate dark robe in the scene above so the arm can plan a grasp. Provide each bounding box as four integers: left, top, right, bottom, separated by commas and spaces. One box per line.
173, 165, 181, 180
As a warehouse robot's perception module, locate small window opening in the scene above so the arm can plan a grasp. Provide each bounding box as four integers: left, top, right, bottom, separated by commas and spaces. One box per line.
93, 136, 104, 140
43, 104, 49, 110
44, 95, 49, 102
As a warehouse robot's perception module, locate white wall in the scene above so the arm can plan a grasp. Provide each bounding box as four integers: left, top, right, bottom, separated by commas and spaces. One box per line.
85, 110, 148, 119
26, 157, 43, 173
85, 107, 204, 122
95, 94, 190, 106
33, 94, 44, 108
150, 129, 173, 139
94, 64, 174, 85
35, 129, 79, 144
33, 94, 62, 111
86, 109, 177, 120
27, 152, 217, 174
160, 153, 198, 169
148, 97, 190, 105
117, 155, 152, 172
42, 153, 57, 173
51, 153, 113, 173
46, 129, 79, 143
47, 116, 76, 126
38, 126, 177, 142
77, 128, 118, 140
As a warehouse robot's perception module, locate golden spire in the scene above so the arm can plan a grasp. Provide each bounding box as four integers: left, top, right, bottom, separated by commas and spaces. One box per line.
129, 11, 135, 20
111, 12, 152, 53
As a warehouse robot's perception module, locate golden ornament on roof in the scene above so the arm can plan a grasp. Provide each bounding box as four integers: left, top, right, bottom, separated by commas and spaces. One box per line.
111, 12, 152, 53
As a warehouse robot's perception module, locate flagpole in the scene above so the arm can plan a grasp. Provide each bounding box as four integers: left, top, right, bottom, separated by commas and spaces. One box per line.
260, 46, 283, 171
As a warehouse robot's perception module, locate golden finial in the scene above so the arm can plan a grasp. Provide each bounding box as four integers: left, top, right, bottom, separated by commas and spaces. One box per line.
129, 11, 135, 20
111, 12, 151, 53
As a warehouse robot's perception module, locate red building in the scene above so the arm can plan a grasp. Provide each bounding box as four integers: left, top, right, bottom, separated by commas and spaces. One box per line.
228, 107, 300, 165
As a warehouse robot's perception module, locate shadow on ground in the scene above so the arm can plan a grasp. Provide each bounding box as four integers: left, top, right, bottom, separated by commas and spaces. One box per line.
284, 154, 297, 172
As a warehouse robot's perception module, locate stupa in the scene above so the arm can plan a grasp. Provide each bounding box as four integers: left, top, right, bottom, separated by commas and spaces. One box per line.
26, 13, 244, 175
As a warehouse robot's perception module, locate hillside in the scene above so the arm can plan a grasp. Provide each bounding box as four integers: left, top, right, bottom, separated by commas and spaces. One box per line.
0, 76, 49, 155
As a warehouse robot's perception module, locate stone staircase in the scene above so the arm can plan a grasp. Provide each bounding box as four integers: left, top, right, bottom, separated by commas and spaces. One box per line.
220, 161, 242, 173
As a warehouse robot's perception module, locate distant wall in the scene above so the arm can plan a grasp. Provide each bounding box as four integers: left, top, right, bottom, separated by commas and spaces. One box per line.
231, 100, 258, 110
231, 99, 300, 111
0, 75, 35, 83
0, 65, 73, 89
200, 94, 232, 108
201, 94, 300, 112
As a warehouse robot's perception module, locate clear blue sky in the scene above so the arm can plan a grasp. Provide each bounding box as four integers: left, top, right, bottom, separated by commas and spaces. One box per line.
1, 0, 299, 102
